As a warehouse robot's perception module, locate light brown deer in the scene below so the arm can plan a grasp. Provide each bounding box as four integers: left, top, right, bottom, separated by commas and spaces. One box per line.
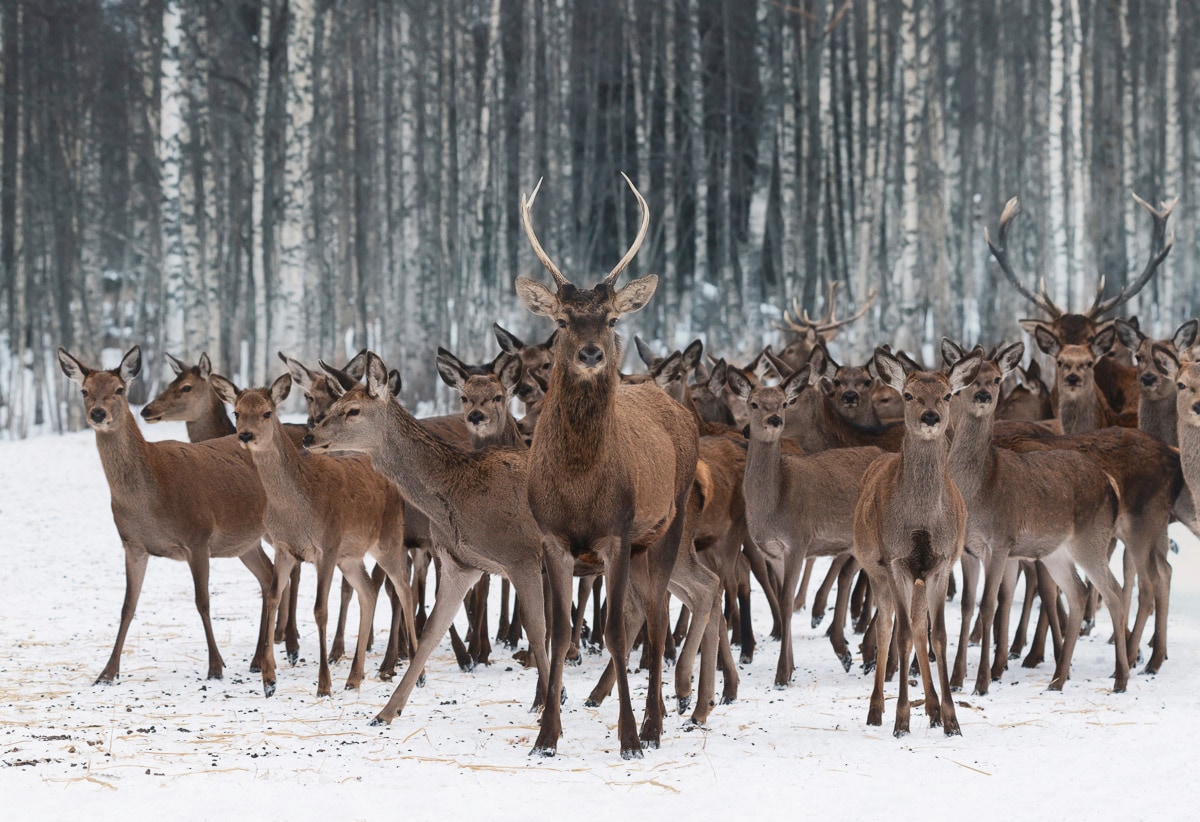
996, 359, 1053, 421
57, 346, 275, 684
1114, 318, 1198, 446
726, 364, 885, 681
514, 174, 698, 758
209, 372, 417, 698
943, 341, 1126, 695
775, 281, 878, 371
493, 323, 556, 411
988, 194, 1175, 413
1031, 323, 1134, 433
853, 349, 980, 737
810, 347, 883, 427
305, 354, 552, 730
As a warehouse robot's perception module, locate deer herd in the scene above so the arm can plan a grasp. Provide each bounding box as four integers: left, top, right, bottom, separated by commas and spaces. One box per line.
54, 179, 1200, 756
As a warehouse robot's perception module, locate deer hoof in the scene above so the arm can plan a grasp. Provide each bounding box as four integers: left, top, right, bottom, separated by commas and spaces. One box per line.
567, 654, 582, 668
720, 694, 736, 706
1170, 538, 1180, 554
263, 680, 276, 698
739, 653, 753, 665
417, 672, 427, 688
530, 745, 557, 758
287, 652, 299, 666
683, 718, 704, 732
584, 698, 600, 708
677, 696, 692, 715
811, 613, 825, 629
560, 687, 568, 706
621, 746, 644, 760
840, 653, 853, 673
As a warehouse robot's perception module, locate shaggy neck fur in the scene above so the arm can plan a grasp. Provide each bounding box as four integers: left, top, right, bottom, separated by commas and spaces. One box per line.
538, 355, 618, 470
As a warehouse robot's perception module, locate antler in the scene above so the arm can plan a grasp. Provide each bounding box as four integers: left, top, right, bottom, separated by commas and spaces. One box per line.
1087, 193, 1177, 318
602, 173, 650, 287
779, 283, 878, 335
985, 197, 1064, 319
520, 178, 570, 289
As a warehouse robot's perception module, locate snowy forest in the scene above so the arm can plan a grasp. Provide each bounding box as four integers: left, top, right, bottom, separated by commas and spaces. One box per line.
1, 0, 1198, 435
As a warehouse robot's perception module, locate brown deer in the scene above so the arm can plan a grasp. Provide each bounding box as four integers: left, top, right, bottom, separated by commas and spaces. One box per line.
1114, 318, 1198, 446
775, 281, 878, 371
810, 348, 883, 427
305, 354, 552, 730
853, 349, 980, 737
514, 174, 698, 758
1031, 323, 1136, 433
494, 323, 556, 411
725, 364, 885, 682
988, 194, 1175, 413
943, 341, 1126, 695
996, 360, 1053, 421
209, 372, 417, 698
57, 346, 275, 684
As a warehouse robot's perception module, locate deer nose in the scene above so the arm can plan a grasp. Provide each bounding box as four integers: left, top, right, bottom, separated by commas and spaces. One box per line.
518, 384, 532, 398
974, 389, 992, 404
1141, 373, 1157, 387
842, 390, 859, 405
302, 433, 315, 448
1065, 373, 1082, 387
139, 406, 153, 419
920, 410, 941, 427
238, 431, 254, 443
578, 344, 604, 367
1193, 402, 1200, 416
766, 414, 783, 428
89, 408, 107, 424
467, 410, 486, 425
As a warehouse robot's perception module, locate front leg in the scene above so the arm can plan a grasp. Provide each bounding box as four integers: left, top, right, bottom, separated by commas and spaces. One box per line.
97, 546, 149, 684
238, 545, 275, 674
337, 559, 378, 691
261, 550, 297, 697
774, 549, 804, 688
313, 554, 338, 698
186, 549, 224, 680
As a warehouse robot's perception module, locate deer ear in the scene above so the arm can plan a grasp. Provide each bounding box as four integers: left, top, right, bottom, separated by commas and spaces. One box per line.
166, 352, 186, 376
497, 353, 523, 396
1114, 319, 1144, 352
873, 348, 907, 394
198, 352, 213, 380
613, 274, 658, 315
1032, 325, 1061, 357
1173, 319, 1199, 352
1018, 319, 1043, 336
681, 339, 703, 373
694, 357, 710, 383
806, 344, 827, 382
343, 349, 369, 381
515, 277, 559, 317
57, 348, 90, 385
634, 336, 656, 367
493, 323, 525, 354
280, 353, 316, 395
949, 351, 984, 394
436, 347, 469, 391
388, 369, 403, 397
118, 346, 142, 383
317, 361, 348, 398
725, 366, 753, 403
650, 351, 681, 388
1090, 324, 1118, 358
209, 374, 240, 406
708, 360, 728, 397
940, 338, 966, 368
270, 373, 292, 406
365, 352, 389, 398
996, 342, 1025, 379
1026, 358, 1042, 383
782, 366, 811, 404
1151, 344, 1180, 380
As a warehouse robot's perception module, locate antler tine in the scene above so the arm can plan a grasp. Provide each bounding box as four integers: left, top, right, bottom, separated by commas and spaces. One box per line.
602, 173, 651, 286
1037, 277, 1064, 317
520, 177, 570, 289
820, 281, 840, 325
1089, 192, 1178, 318
985, 196, 1062, 318
815, 286, 878, 333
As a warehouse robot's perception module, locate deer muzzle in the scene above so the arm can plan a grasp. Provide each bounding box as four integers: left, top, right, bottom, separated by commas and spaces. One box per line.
765, 414, 783, 428
920, 410, 940, 427
89, 408, 107, 425
577, 344, 604, 368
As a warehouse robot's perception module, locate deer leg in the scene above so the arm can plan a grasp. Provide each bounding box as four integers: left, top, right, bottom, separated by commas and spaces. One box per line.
636, 513, 679, 752
569, 576, 592, 661
507, 591, 526, 649
951, 550, 979, 691
890, 573, 914, 737
378, 576, 402, 678
468, 575, 491, 667
312, 554, 339, 698
330, 575, 354, 664
990, 560, 1019, 683
735, 557, 755, 663
260, 549, 297, 697
411, 545, 430, 636
972, 548, 1008, 697
532, 549, 573, 757
337, 560, 377, 692
774, 550, 804, 688
372, 562, 481, 726
828, 554, 858, 672
1144, 533, 1172, 674
793, 556, 816, 612
185, 549, 224, 681
1009, 561, 1037, 660
508, 565, 551, 714
1076, 550, 1130, 692
673, 605, 691, 648
1121, 544, 1136, 641
1040, 552, 1086, 691
96, 546, 148, 684
586, 604, 641, 707
497, 577, 511, 645
743, 539, 783, 641
239, 545, 274, 674
910, 579, 940, 728
1024, 561, 1055, 667
670, 541, 718, 719
590, 577, 605, 651
864, 582, 893, 728
926, 570, 960, 735
277, 562, 301, 665
370, 547, 418, 682
811, 555, 846, 628
850, 568, 869, 622
597, 536, 641, 759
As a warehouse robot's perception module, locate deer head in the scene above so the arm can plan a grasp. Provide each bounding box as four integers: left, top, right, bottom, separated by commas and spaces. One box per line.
1153, 345, 1200, 428
141, 352, 215, 423
1032, 323, 1117, 399
725, 363, 811, 443
304, 353, 395, 454
277, 351, 356, 425
1114, 318, 1199, 404
809, 342, 875, 421
437, 347, 522, 439
875, 347, 980, 440
209, 372, 292, 450
514, 174, 656, 381
776, 281, 878, 370
941, 339, 1023, 419
494, 323, 556, 405
646, 340, 703, 405
58, 346, 142, 431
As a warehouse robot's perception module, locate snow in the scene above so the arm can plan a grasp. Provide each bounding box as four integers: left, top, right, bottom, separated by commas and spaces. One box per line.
2, 422, 1199, 819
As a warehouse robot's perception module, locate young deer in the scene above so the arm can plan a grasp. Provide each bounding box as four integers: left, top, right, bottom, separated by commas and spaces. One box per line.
514, 174, 698, 758
1114, 318, 1199, 446
853, 349, 980, 737
726, 365, 885, 682
1032, 323, 1134, 433
209, 372, 417, 698
943, 341, 1126, 695
996, 360, 1053, 421
810, 348, 883, 427
493, 323, 556, 411
305, 354, 552, 730
57, 346, 275, 684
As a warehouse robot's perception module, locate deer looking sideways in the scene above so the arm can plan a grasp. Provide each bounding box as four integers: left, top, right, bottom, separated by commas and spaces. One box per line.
57, 346, 276, 685
514, 173, 699, 759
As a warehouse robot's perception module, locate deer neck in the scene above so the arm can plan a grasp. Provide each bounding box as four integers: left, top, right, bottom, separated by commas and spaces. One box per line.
743, 432, 784, 514
247, 418, 314, 514
1056, 389, 1099, 434
899, 431, 952, 506
186, 390, 235, 442
93, 403, 155, 494
947, 410, 995, 503
539, 360, 618, 466
370, 401, 473, 519
1179, 421, 1200, 498
1139, 392, 1178, 447
472, 413, 526, 451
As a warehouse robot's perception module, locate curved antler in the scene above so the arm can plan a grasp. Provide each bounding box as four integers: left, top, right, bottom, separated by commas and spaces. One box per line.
985, 197, 1064, 319
779, 283, 878, 335
520, 178, 570, 289
1087, 193, 1177, 318
602, 173, 650, 287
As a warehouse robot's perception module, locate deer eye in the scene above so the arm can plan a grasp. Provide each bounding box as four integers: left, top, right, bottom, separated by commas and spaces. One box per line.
493, 395, 503, 403
609, 318, 618, 327
347, 408, 360, 417
181, 385, 193, 393
903, 393, 913, 401
993, 378, 1001, 385
81, 390, 88, 397
749, 402, 758, 410
557, 319, 567, 329
263, 411, 272, 419
116, 387, 124, 396
233, 412, 239, 419
1179, 383, 1186, 391
944, 394, 952, 402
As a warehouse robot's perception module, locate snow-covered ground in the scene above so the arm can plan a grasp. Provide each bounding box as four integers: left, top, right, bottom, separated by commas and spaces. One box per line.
2, 422, 1198, 819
